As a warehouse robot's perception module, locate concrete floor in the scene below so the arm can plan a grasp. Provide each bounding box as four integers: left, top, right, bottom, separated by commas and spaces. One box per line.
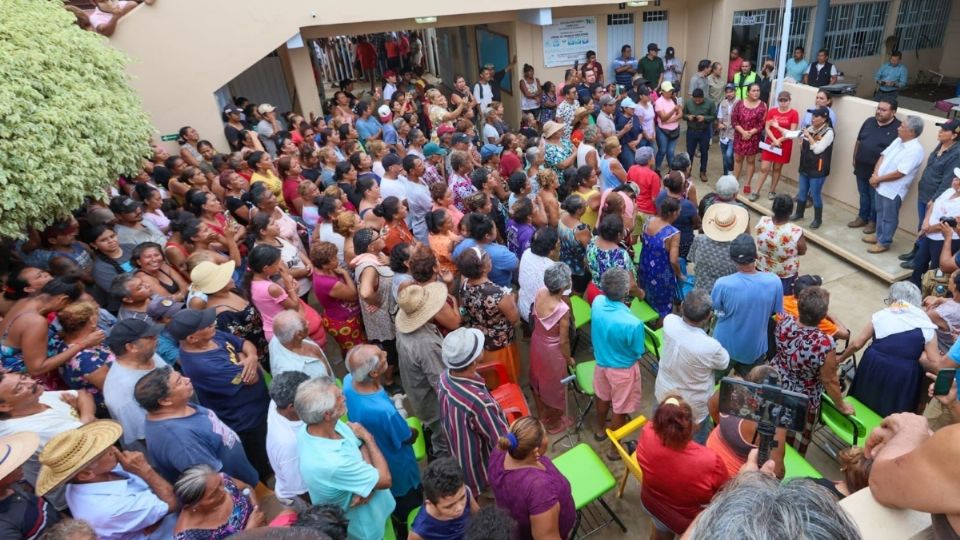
259, 145, 894, 538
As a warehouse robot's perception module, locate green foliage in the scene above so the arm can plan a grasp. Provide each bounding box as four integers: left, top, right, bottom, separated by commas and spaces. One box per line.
0, 0, 153, 238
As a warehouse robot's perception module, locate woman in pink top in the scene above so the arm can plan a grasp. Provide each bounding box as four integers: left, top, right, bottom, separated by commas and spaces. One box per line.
248, 244, 327, 346
309, 241, 365, 355
636, 396, 729, 538
654, 82, 683, 172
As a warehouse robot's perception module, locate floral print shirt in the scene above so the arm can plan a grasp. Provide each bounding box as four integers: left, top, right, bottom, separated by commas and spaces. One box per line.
771, 315, 834, 411
544, 140, 574, 173
460, 280, 515, 350
754, 216, 803, 278
585, 239, 635, 287
51, 339, 115, 402
450, 172, 477, 213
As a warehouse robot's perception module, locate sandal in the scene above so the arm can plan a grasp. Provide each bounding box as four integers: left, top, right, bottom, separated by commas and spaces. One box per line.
748, 193, 760, 202
767, 191, 777, 200
593, 432, 608, 442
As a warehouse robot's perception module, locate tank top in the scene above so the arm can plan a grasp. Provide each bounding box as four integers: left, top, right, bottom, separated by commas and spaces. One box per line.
576, 142, 598, 170
521, 79, 540, 111
599, 157, 620, 191
718, 414, 754, 459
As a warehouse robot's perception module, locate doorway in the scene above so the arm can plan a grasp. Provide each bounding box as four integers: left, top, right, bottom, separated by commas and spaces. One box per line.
606, 13, 635, 66
730, 11, 766, 70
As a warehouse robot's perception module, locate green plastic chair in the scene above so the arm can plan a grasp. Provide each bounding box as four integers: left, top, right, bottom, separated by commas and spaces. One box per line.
569, 361, 597, 432
553, 443, 627, 537
783, 444, 823, 480
407, 506, 420, 531
819, 393, 881, 447
630, 298, 659, 324
384, 518, 396, 540
633, 240, 643, 264
407, 417, 426, 462
570, 295, 592, 353
571, 295, 592, 329
642, 324, 664, 359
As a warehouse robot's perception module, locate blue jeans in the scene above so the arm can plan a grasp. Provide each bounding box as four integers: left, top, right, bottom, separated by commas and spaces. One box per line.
686, 129, 710, 173
619, 143, 635, 170
797, 174, 826, 208
655, 126, 679, 170
910, 236, 960, 287
720, 139, 734, 175
917, 200, 929, 232
855, 170, 877, 223
876, 194, 902, 247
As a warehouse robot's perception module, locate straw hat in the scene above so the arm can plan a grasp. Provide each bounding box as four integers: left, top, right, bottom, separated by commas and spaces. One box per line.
36, 420, 122, 496
573, 107, 592, 126
542, 121, 565, 139
190, 260, 236, 294
702, 203, 749, 242
0, 432, 39, 480
395, 282, 448, 334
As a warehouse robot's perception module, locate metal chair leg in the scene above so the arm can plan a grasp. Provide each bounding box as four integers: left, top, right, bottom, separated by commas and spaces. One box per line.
599, 497, 628, 533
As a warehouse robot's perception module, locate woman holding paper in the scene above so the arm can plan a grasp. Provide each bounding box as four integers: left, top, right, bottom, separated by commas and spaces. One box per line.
790, 108, 835, 229
747, 91, 799, 202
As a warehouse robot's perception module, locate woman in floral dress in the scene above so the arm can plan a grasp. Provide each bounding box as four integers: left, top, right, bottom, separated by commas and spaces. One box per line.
755, 194, 806, 294
639, 198, 681, 322
732, 82, 768, 192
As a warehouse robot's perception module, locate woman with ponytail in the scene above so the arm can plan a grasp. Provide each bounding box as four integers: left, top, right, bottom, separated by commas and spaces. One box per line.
487, 416, 576, 540
635, 395, 730, 539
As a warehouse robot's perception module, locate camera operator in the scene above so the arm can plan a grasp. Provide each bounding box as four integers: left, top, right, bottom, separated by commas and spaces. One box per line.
908, 167, 960, 288
866, 412, 960, 538
706, 365, 788, 479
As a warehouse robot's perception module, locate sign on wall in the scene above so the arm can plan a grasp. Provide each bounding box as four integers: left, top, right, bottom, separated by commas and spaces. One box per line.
542, 17, 598, 67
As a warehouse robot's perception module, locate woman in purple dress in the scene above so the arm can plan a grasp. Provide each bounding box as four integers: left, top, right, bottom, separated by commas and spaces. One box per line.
529, 263, 575, 433
487, 417, 576, 540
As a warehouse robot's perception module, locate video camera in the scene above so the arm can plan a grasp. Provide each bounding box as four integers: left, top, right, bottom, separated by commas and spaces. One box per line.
718, 376, 810, 465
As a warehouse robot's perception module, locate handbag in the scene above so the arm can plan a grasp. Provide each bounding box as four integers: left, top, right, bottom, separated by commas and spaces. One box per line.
662, 126, 681, 140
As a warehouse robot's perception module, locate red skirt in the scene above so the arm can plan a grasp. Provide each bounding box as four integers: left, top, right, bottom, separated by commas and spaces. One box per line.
322, 314, 365, 354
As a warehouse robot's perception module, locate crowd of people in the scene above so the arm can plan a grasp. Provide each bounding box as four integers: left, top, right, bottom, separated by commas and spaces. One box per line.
1, 37, 959, 540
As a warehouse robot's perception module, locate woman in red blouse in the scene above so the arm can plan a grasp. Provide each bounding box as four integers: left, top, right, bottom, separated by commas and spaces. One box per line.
636, 396, 730, 539
748, 90, 799, 201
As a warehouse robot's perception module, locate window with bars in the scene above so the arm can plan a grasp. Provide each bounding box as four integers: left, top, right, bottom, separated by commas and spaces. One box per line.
607, 14, 634, 25
643, 10, 667, 22
823, 2, 889, 60
732, 7, 812, 65
895, 0, 952, 50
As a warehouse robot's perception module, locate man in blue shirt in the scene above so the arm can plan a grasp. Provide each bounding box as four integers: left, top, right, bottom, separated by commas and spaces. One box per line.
169, 308, 272, 483
785, 46, 810, 84
343, 345, 422, 532
611, 44, 637, 88
875, 51, 908, 99
296, 377, 396, 540
451, 213, 518, 287
711, 234, 783, 376
135, 366, 260, 487
354, 101, 383, 143
590, 267, 646, 459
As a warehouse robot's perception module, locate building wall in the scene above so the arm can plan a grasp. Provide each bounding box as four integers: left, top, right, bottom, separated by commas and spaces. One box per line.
939, 0, 960, 75
781, 82, 943, 233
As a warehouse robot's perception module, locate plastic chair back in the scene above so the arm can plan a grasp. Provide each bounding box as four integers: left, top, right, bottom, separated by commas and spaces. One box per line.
406, 417, 426, 461
491, 382, 530, 424
571, 295, 592, 329
407, 506, 420, 531
605, 415, 648, 486
477, 361, 510, 390
630, 298, 659, 323
820, 393, 867, 446
643, 324, 662, 359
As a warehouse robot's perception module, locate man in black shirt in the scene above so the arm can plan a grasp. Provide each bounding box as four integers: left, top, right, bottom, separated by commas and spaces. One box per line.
848, 96, 901, 235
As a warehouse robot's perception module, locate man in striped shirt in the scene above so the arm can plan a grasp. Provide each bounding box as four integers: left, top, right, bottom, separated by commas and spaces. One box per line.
438, 328, 509, 497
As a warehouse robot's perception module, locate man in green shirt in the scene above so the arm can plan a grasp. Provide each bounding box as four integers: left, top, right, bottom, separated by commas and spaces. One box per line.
683, 88, 716, 181
638, 43, 665, 88
732, 60, 756, 100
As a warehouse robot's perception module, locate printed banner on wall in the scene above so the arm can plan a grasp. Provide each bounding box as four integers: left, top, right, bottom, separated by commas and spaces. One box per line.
542, 17, 598, 68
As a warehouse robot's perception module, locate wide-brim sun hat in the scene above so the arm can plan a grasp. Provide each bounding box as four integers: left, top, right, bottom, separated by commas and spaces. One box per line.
395, 282, 448, 334
542, 121, 565, 139
36, 420, 122, 496
0, 432, 39, 481
191, 260, 236, 294
702, 203, 749, 242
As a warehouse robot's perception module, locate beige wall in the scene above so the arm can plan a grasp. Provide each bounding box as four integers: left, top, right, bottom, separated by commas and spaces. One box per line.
939, 0, 960, 74
781, 82, 942, 233
108, 0, 618, 152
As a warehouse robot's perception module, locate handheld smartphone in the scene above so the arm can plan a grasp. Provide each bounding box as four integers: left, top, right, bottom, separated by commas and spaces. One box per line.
933, 368, 957, 396
718, 378, 810, 432
573, 59, 580, 71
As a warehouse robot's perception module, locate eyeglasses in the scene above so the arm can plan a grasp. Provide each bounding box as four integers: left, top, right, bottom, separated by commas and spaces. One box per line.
778, 98, 790, 102
883, 297, 895, 306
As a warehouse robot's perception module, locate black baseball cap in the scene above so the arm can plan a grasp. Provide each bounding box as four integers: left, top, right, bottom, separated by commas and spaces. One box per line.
223, 105, 243, 115
647, 43, 660, 52
452, 133, 471, 145
106, 319, 162, 355
937, 119, 960, 134
811, 107, 830, 119
793, 275, 824, 296
167, 308, 217, 341
729, 233, 757, 264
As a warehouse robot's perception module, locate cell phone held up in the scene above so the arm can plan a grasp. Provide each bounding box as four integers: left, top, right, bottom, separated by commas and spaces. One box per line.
940, 216, 958, 228
933, 368, 957, 396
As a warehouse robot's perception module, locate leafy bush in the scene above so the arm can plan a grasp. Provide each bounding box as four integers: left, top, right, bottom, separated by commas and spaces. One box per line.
0, 0, 153, 238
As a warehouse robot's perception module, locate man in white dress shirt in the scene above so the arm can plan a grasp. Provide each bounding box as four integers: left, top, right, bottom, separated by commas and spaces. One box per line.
866, 116, 926, 253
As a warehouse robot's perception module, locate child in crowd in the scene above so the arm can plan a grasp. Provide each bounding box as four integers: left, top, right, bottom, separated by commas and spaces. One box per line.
409, 458, 479, 540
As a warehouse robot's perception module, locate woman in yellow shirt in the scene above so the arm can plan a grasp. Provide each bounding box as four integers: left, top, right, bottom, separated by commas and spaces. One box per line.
247, 151, 286, 209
